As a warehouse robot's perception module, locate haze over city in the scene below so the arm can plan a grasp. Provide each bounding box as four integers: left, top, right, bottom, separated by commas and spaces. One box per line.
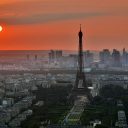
0, 0, 128, 50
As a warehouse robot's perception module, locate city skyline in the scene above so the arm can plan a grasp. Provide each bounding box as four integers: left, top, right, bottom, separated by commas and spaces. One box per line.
0, 0, 128, 50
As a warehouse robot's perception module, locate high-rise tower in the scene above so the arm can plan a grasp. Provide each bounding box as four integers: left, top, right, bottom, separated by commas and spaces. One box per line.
74, 25, 88, 92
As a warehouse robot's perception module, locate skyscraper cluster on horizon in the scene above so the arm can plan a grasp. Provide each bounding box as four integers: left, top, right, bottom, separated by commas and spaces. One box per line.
48, 50, 94, 68
100, 48, 128, 68
48, 48, 128, 69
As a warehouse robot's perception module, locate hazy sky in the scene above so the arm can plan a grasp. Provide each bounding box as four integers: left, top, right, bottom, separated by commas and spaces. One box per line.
0, 0, 128, 50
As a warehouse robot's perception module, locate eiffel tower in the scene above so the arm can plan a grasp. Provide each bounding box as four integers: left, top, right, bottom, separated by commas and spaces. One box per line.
73, 25, 90, 95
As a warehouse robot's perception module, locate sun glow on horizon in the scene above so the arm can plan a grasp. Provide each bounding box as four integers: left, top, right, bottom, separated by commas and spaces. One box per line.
0, 26, 3, 32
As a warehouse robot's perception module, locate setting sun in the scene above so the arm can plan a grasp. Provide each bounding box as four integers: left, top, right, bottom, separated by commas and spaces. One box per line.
0, 26, 2, 32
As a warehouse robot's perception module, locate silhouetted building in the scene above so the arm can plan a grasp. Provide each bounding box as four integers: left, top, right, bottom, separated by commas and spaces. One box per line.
49, 50, 62, 63
99, 49, 111, 65
35, 55, 37, 61
112, 49, 121, 67
122, 48, 128, 67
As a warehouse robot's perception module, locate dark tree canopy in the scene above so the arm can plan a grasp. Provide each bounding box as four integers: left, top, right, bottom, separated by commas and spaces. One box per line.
99, 85, 126, 99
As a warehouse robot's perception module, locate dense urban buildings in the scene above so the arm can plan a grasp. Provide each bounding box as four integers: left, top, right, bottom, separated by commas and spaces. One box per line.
0, 48, 128, 127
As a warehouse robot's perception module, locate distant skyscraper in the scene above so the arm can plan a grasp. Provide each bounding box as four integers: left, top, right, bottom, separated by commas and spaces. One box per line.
112, 49, 121, 67
122, 48, 128, 67
49, 50, 62, 63
56, 50, 62, 59
35, 54, 37, 61
99, 49, 111, 65
122, 48, 127, 66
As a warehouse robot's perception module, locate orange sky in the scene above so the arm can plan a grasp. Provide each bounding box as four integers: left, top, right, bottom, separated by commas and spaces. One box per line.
0, 0, 128, 50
